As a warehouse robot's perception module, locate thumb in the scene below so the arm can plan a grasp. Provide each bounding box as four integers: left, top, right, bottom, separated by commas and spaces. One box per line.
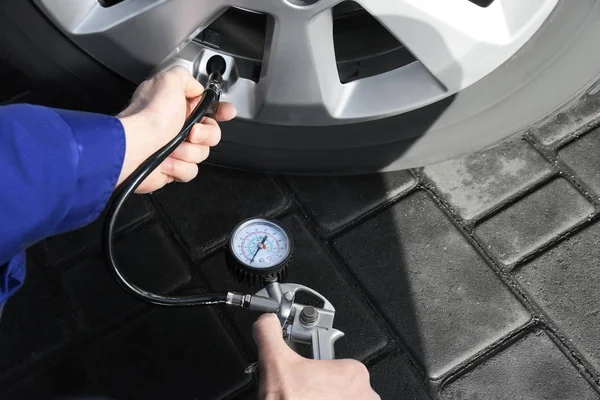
253, 313, 295, 363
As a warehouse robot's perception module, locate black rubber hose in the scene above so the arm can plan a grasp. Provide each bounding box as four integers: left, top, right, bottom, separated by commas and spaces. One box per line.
102, 81, 228, 307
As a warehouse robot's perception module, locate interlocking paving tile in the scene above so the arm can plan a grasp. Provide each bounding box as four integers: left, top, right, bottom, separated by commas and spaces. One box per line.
334, 191, 531, 379
62, 224, 191, 332
423, 139, 552, 221
286, 171, 416, 235
532, 91, 600, 146
0, 258, 71, 373
197, 214, 390, 362
154, 165, 289, 259
560, 128, 600, 197
369, 351, 431, 400
84, 307, 251, 400
0, 356, 97, 400
41, 195, 153, 268
441, 330, 598, 400
476, 178, 593, 267
516, 221, 600, 373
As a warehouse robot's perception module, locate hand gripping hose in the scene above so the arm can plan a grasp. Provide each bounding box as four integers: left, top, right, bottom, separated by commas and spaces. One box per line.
102, 56, 231, 307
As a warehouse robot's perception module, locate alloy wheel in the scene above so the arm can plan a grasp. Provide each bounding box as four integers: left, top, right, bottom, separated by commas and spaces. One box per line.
35, 0, 557, 126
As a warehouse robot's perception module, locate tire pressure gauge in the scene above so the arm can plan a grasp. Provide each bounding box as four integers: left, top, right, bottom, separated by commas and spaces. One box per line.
227, 218, 293, 287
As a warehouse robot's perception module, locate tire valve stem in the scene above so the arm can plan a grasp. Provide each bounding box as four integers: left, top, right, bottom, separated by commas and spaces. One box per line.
205, 55, 227, 117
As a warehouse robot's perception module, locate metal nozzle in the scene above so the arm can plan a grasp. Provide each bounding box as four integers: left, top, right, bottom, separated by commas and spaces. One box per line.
204, 55, 227, 117
226, 292, 251, 308
206, 55, 226, 95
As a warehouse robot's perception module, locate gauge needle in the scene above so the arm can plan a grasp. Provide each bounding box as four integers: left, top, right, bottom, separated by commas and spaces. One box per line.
251, 236, 268, 263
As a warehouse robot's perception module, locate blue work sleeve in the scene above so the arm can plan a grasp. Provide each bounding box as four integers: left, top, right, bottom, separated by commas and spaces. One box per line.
0, 104, 126, 304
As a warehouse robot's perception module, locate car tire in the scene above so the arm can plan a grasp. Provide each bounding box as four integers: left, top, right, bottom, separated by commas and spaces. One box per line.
1, 0, 600, 174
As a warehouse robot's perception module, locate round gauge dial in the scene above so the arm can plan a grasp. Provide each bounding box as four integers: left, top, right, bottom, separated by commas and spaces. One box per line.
227, 218, 293, 286
231, 218, 291, 268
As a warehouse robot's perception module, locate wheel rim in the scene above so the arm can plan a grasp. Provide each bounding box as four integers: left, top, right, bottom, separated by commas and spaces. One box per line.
35, 0, 558, 126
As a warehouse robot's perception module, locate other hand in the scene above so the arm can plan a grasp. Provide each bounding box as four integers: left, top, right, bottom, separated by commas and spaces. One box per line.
117, 66, 237, 193
253, 314, 380, 400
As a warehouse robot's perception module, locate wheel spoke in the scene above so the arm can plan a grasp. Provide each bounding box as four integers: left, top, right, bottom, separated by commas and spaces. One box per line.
36, 0, 559, 125
37, 0, 230, 79
255, 7, 345, 123
355, 0, 557, 91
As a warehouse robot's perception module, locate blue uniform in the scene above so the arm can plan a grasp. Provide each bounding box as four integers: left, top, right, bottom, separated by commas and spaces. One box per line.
0, 104, 125, 309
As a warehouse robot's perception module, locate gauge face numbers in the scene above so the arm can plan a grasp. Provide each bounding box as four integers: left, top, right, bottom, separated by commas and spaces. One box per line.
230, 219, 291, 270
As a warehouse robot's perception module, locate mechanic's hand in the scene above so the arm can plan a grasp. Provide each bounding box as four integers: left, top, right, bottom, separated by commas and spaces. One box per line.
253, 314, 380, 400
117, 66, 237, 194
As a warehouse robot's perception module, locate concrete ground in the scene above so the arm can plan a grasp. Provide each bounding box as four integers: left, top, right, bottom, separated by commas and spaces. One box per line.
3, 59, 600, 399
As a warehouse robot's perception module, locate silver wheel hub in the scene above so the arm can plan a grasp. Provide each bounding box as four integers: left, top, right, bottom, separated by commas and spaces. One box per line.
36, 0, 558, 126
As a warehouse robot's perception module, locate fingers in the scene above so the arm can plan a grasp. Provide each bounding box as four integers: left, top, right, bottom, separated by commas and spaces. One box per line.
170, 142, 210, 164
212, 102, 237, 122
161, 66, 237, 120
164, 65, 204, 98
171, 119, 219, 164
161, 158, 199, 183
253, 314, 296, 362
188, 119, 221, 146
186, 100, 237, 122
157, 65, 237, 123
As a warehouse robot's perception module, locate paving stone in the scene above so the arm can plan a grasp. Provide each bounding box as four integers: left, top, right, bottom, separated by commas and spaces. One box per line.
0, 356, 98, 400
41, 195, 153, 268
154, 165, 289, 259
197, 214, 390, 362
476, 178, 593, 267
0, 258, 71, 374
423, 139, 552, 221
441, 330, 598, 400
84, 307, 251, 400
62, 224, 191, 332
286, 171, 416, 235
516, 221, 600, 373
560, 128, 600, 197
334, 191, 530, 379
369, 351, 431, 400
532, 90, 600, 146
